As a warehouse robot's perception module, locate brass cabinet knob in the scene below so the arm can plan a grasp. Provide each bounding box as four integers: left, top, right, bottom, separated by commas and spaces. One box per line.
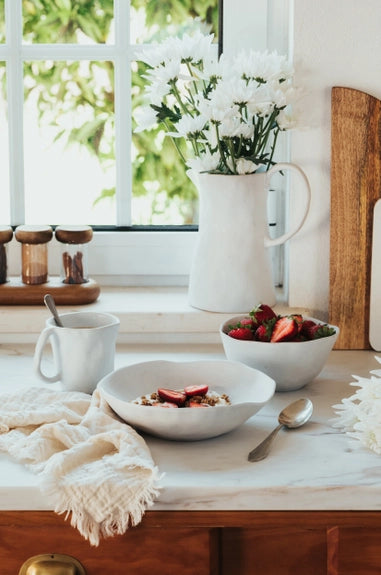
18, 554, 86, 575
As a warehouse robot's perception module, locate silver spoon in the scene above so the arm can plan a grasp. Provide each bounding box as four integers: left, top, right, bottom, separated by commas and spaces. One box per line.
248, 398, 313, 462
43, 293, 64, 327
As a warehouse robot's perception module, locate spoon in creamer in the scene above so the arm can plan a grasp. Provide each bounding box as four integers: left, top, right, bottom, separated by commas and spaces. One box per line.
248, 398, 313, 462
44, 293, 64, 327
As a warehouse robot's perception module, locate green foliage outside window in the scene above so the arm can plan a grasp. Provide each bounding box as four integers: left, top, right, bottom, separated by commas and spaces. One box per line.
0, 0, 219, 225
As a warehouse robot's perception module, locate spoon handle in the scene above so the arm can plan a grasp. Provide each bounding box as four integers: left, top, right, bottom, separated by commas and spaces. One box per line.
44, 294, 63, 327
248, 423, 284, 462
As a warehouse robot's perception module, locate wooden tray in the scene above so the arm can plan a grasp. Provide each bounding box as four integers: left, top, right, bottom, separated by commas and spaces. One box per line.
329, 87, 381, 349
0, 277, 100, 305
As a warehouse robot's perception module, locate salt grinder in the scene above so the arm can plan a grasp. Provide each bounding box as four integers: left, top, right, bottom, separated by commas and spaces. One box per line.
55, 225, 93, 284
0, 226, 13, 284
15, 225, 53, 285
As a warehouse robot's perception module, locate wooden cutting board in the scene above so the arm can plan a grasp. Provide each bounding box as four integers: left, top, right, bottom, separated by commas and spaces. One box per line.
369, 199, 381, 350
329, 87, 381, 349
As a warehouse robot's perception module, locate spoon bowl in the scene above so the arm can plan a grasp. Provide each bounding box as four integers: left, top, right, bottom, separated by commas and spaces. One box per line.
248, 398, 313, 462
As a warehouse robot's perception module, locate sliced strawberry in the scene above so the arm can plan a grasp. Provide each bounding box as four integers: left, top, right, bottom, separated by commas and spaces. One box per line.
153, 401, 179, 408
270, 316, 298, 342
227, 327, 254, 340
249, 304, 277, 325
184, 384, 209, 397
291, 314, 304, 333
188, 401, 211, 408
254, 317, 276, 342
157, 388, 186, 406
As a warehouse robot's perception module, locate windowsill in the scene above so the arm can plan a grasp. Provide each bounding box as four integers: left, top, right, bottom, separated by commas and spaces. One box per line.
0, 286, 308, 345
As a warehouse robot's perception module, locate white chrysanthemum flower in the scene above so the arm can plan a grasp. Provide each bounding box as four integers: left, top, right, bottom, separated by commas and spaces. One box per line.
277, 110, 297, 130
186, 150, 220, 172
136, 37, 180, 68
200, 98, 237, 124
332, 366, 381, 454
144, 79, 171, 106
231, 50, 293, 84
145, 59, 181, 85
175, 30, 215, 63
248, 100, 275, 117
225, 157, 264, 174
350, 421, 381, 455
134, 105, 158, 133
219, 116, 254, 139
206, 78, 257, 114
200, 57, 223, 83
234, 158, 261, 174
167, 114, 207, 138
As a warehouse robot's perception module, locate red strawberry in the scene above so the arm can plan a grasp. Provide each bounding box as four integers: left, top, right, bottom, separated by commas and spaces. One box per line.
227, 318, 254, 332
227, 327, 254, 340
300, 319, 317, 339
239, 317, 255, 329
291, 314, 304, 333
184, 384, 208, 397
270, 316, 298, 342
157, 388, 186, 406
249, 304, 277, 325
188, 401, 211, 408
153, 401, 179, 408
302, 322, 336, 340
254, 317, 276, 341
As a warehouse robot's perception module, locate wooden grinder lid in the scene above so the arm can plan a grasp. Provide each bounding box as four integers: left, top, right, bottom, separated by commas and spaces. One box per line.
0, 225, 13, 244
15, 225, 53, 244
55, 225, 93, 244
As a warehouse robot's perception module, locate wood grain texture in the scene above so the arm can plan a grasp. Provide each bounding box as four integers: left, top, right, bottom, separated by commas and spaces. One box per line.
0, 277, 100, 305
2, 511, 381, 575
330, 87, 381, 349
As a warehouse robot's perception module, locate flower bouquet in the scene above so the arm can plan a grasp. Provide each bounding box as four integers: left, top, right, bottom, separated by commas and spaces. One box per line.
135, 28, 301, 175
333, 359, 381, 455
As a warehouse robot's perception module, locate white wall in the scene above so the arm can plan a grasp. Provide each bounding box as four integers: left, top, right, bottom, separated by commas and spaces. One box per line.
289, 0, 381, 316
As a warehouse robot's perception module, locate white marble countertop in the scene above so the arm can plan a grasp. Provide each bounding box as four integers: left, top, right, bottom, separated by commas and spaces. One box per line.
0, 343, 380, 512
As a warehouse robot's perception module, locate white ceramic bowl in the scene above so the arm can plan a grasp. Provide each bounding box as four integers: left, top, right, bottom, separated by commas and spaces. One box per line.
220, 316, 339, 392
98, 359, 275, 441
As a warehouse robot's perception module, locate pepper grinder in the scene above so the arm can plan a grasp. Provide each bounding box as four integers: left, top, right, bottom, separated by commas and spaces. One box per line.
0, 226, 13, 284
55, 225, 93, 284
15, 225, 53, 285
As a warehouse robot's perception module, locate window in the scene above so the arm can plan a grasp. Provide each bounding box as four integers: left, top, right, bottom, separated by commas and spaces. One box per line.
3, 0, 291, 287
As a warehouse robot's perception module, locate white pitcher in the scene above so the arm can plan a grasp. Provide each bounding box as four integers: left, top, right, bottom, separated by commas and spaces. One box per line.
188, 163, 311, 313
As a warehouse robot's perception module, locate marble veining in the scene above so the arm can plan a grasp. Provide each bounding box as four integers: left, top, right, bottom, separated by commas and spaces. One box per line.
0, 344, 380, 511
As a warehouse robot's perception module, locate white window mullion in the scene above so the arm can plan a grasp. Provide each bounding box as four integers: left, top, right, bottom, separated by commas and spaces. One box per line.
5, 0, 25, 225
114, 0, 132, 226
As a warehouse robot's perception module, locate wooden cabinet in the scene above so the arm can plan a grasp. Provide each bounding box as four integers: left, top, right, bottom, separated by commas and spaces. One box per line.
1, 510, 380, 575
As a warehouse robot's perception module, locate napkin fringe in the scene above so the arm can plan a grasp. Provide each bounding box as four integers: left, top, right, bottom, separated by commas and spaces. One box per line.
41, 468, 162, 546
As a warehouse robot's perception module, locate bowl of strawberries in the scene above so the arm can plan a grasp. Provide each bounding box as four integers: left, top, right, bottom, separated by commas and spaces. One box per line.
220, 304, 339, 391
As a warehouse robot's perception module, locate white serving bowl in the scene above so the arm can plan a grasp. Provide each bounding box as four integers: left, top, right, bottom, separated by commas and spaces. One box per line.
220, 316, 339, 392
98, 359, 275, 441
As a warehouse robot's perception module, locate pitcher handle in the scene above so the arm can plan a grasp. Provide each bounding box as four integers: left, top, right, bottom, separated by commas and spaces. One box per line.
264, 162, 311, 248
33, 327, 61, 383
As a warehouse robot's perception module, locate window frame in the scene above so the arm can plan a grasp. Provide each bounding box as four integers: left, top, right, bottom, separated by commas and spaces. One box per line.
4, 0, 292, 287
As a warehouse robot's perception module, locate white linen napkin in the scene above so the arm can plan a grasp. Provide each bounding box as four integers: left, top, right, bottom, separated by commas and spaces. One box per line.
0, 386, 161, 546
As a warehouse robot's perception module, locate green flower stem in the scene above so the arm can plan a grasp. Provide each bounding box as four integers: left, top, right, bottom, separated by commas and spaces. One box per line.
169, 80, 193, 117
162, 119, 187, 163
184, 62, 201, 107
267, 127, 280, 169
214, 123, 230, 172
